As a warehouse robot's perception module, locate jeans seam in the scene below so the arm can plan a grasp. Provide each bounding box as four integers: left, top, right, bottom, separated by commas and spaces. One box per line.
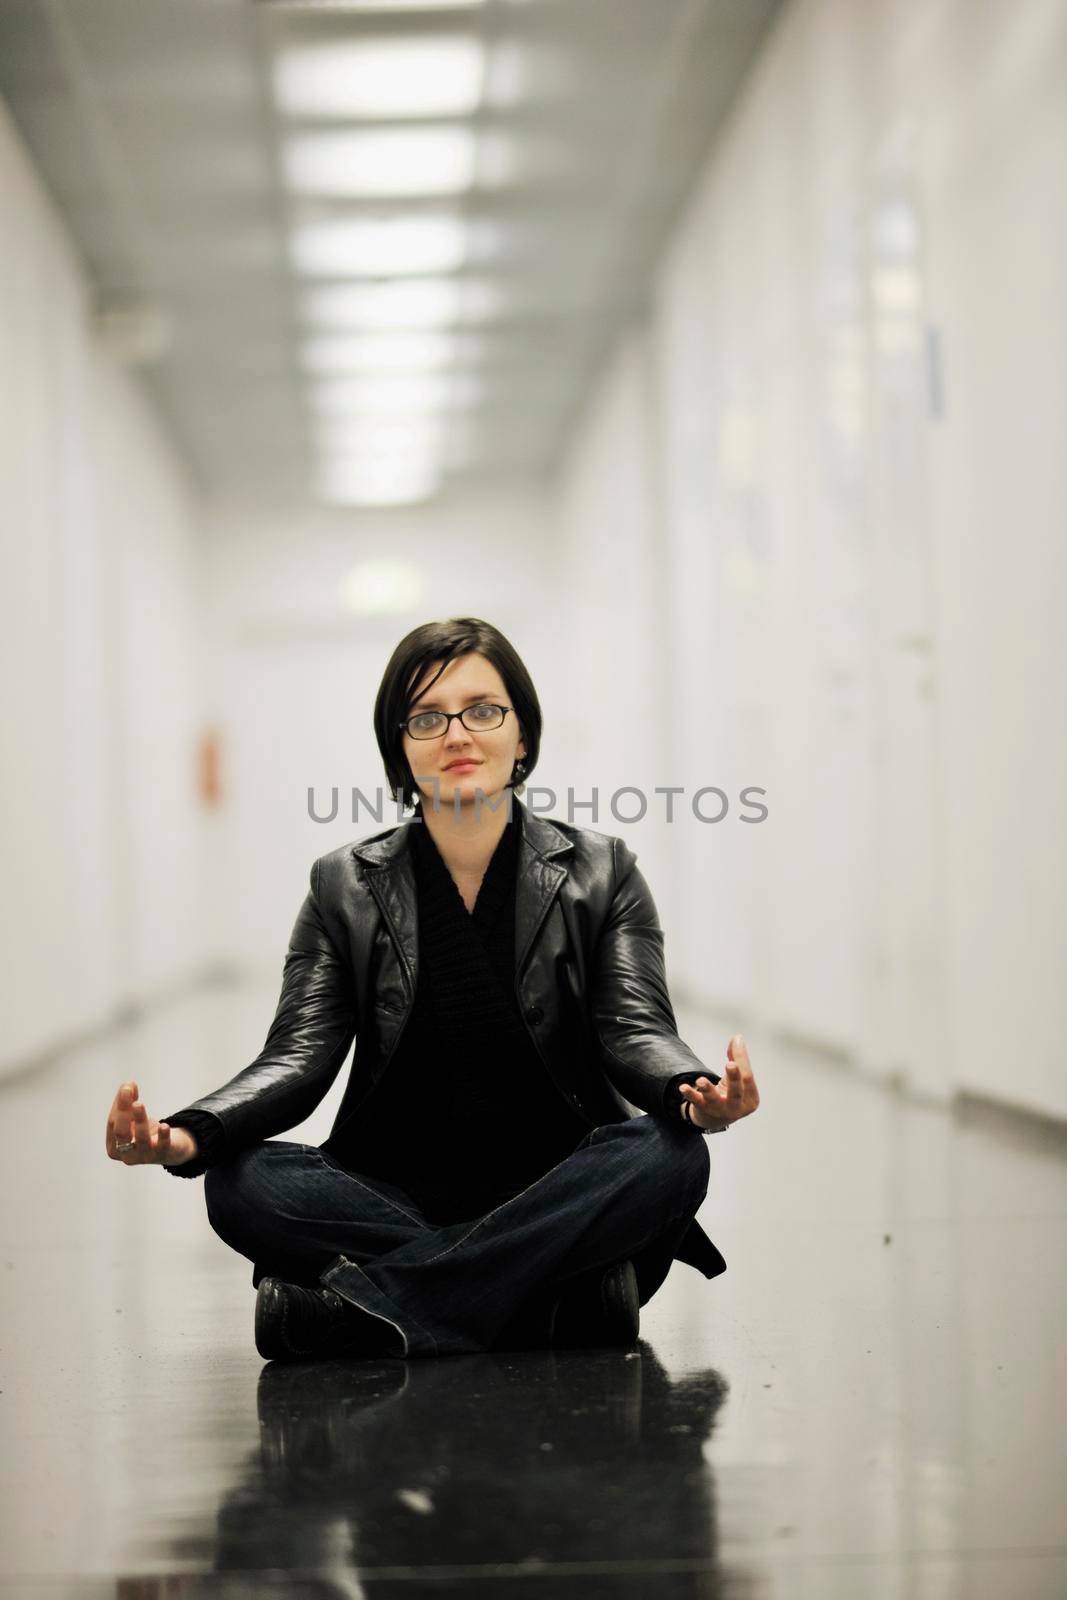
323, 1258, 438, 1358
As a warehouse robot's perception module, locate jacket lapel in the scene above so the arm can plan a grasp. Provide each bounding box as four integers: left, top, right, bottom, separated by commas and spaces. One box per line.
351, 798, 574, 995
351, 818, 418, 997
513, 803, 573, 979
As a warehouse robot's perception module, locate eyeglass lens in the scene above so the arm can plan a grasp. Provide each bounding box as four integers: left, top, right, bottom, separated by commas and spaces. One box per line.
406, 704, 505, 739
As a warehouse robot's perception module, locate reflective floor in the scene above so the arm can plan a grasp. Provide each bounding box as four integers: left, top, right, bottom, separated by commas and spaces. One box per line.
1, 984, 1065, 1598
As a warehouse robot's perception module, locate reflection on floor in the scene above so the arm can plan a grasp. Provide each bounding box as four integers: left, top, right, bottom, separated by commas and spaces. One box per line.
0, 985, 1064, 1597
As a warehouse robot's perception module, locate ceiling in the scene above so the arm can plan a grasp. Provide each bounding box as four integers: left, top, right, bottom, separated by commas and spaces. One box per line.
0, 0, 782, 510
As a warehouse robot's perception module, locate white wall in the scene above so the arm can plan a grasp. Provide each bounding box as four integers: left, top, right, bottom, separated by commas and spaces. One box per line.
202, 488, 561, 970
0, 97, 209, 1078
552, 333, 675, 907
551, 0, 1067, 1121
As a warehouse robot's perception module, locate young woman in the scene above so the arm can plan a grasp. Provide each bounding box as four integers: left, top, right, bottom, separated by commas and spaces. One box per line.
104, 617, 759, 1361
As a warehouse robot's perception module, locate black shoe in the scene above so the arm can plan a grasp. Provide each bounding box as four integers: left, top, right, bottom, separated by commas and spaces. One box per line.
551, 1259, 640, 1349
255, 1276, 401, 1363
494, 1285, 561, 1351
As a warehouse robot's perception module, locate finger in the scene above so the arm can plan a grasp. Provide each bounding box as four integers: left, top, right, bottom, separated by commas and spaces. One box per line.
730, 1037, 753, 1073
117, 1088, 136, 1139
154, 1122, 171, 1161
684, 1080, 717, 1104
728, 1035, 750, 1067
686, 1077, 722, 1099
132, 1101, 152, 1158
114, 1087, 136, 1150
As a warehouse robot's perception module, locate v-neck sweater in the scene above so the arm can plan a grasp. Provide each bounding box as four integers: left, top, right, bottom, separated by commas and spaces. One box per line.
317, 805, 589, 1222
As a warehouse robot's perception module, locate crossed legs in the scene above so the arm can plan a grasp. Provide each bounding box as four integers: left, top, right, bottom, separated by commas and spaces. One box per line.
204, 1115, 711, 1357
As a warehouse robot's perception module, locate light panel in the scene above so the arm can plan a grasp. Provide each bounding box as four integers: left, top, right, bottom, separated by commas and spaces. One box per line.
300, 332, 457, 374
340, 560, 427, 622
283, 128, 477, 198
308, 370, 483, 414
303, 329, 490, 374
290, 215, 466, 277
268, 1, 483, 10
312, 418, 446, 456
300, 277, 504, 330
274, 37, 485, 120
316, 459, 442, 506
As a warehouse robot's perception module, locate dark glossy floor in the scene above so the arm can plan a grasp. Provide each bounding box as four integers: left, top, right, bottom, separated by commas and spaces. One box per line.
1, 985, 1065, 1598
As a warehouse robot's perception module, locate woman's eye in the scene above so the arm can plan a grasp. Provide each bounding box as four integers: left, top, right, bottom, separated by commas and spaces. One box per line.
469, 704, 495, 721
411, 714, 441, 732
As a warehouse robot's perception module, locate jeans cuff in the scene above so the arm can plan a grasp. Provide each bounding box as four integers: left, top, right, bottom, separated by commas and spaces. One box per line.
319, 1253, 439, 1359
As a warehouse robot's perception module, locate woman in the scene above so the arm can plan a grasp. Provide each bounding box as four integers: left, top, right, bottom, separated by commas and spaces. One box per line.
104, 617, 760, 1361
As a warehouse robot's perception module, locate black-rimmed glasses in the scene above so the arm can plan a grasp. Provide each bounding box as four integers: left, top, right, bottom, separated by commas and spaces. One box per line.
399, 703, 514, 740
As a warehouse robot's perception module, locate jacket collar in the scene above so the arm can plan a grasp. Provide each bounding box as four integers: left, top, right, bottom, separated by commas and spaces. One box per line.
351, 797, 573, 868
351, 798, 573, 988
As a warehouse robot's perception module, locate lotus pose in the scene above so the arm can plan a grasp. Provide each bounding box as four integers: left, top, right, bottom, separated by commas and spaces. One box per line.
105, 616, 760, 1361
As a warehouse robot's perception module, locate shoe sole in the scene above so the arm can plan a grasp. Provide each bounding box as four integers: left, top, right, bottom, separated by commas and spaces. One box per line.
600, 1259, 640, 1346
255, 1277, 294, 1361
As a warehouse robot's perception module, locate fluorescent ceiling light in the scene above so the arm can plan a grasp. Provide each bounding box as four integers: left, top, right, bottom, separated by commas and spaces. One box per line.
317, 460, 442, 507
291, 215, 466, 277
871, 265, 921, 312
283, 128, 477, 199
340, 560, 426, 622
269, 1, 483, 11
301, 278, 503, 330
301, 333, 457, 375
313, 435, 441, 467
308, 371, 482, 415
274, 37, 485, 120
313, 419, 446, 456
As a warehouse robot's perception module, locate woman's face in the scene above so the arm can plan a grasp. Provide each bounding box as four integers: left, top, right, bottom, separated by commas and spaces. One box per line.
402, 652, 527, 813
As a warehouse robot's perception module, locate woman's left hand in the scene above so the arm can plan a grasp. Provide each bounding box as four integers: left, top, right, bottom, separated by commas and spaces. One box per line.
680, 1035, 759, 1129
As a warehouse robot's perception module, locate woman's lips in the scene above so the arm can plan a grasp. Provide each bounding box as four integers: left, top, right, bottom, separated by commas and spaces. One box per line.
444, 760, 480, 772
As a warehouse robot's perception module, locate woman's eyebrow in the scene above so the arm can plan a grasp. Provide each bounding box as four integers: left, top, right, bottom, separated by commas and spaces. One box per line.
410, 691, 498, 710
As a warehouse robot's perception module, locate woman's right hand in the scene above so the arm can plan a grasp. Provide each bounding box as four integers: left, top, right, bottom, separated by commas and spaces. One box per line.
105, 1081, 199, 1167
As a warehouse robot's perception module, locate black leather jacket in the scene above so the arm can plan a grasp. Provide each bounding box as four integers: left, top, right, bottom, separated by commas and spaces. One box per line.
170, 799, 727, 1281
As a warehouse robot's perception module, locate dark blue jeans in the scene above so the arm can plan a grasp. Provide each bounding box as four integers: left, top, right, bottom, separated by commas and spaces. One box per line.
203, 1114, 711, 1358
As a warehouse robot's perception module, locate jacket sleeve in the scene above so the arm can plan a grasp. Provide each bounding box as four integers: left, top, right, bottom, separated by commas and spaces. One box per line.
161, 861, 357, 1177
159, 1109, 229, 1179
591, 837, 720, 1120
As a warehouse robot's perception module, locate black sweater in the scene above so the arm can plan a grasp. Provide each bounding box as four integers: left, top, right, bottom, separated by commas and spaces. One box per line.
317, 804, 590, 1222
164, 813, 702, 1208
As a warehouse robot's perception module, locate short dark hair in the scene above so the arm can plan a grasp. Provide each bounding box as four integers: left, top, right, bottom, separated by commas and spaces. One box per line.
374, 617, 542, 811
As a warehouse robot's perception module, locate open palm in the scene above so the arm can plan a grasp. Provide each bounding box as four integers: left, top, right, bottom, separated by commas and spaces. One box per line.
679, 1035, 759, 1129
